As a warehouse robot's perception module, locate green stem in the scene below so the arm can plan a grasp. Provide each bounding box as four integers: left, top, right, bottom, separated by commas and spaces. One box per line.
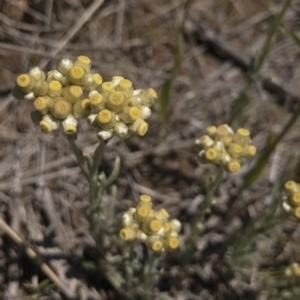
191, 168, 224, 236
66, 135, 90, 180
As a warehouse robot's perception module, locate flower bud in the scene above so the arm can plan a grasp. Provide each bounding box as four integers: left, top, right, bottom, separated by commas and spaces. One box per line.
141, 88, 157, 107
111, 75, 124, 87
122, 209, 136, 227
164, 236, 179, 251
136, 230, 147, 242
284, 181, 300, 196
57, 58, 73, 75
73, 98, 91, 119
97, 109, 116, 130
119, 107, 141, 123
107, 91, 129, 113
227, 143, 242, 159
142, 217, 162, 235
224, 159, 241, 173
97, 129, 114, 140
74, 55, 91, 72
62, 114, 78, 134
139, 106, 151, 120
113, 121, 128, 138
292, 206, 300, 219
206, 125, 217, 138
215, 124, 233, 145
67, 66, 87, 85
85, 73, 103, 91
29, 67, 45, 81
101, 82, 114, 97
50, 97, 72, 119
169, 219, 181, 233
48, 80, 63, 97
155, 209, 170, 223
129, 94, 142, 107
145, 236, 164, 253
34, 96, 51, 114
16, 73, 35, 93
89, 92, 105, 113
241, 145, 256, 157
233, 128, 251, 144
116, 79, 133, 97
33, 79, 48, 96
119, 226, 136, 241
39, 114, 60, 133
63, 85, 83, 104
137, 195, 152, 208
194, 135, 214, 152
128, 118, 148, 136
135, 206, 150, 222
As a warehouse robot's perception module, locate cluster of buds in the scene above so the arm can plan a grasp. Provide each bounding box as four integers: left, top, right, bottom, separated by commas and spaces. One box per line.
194, 124, 256, 173
119, 195, 181, 254
285, 262, 300, 278
12, 55, 157, 139
282, 181, 300, 219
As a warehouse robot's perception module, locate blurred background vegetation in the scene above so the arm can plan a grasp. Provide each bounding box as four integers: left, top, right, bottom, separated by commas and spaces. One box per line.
1, 0, 300, 299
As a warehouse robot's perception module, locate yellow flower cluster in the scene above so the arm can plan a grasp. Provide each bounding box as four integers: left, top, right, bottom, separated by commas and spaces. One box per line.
282, 181, 300, 218
13, 55, 157, 139
285, 262, 300, 278
119, 195, 181, 254
194, 124, 256, 173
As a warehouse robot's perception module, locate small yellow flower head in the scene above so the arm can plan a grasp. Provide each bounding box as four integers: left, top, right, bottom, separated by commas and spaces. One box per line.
227, 143, 242, 159
68, 66, 87, 85
116, 79, 133, 97
73, 99, 91, 119
225, 160, 241, 173
129, 118, 148, 136
215, 124, 233, 145
119, 227, 136, 241
63, 85, 83, 104
293, 207, 300, 218
107, 91, 128, 113
39, 114, 60, 133
151, 240, 164, 253
33, 80, 48, 96
89, 92, 105, 113
284, 180, 299, 195
34, 96, 51, 115
85, 73, 103, 91
97, 109, 116, 129
62, 114, 78, 135
164, 237, 179, 251
57, 58, 73, 75
119, 107, 141, 123
74, 55, 91, 72
101, 82, 115, 96
194, 135, 214, 152
50, 97, 72, 119
114, 121, 128, 138
206, 126, 217, 138
205, 148, 218, 162
136, 206, 150, 221
16, 73, 34, 93
48, 80, 63, 97
141, 88, 157, 107
233, 128, 251, 144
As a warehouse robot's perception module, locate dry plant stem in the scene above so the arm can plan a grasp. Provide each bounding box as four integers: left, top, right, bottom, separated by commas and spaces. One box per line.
0, 217, 66, 296
192, 168, 224, 236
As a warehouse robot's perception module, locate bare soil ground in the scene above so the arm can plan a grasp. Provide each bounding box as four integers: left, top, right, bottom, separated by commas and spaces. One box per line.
1, 0, 300, 299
